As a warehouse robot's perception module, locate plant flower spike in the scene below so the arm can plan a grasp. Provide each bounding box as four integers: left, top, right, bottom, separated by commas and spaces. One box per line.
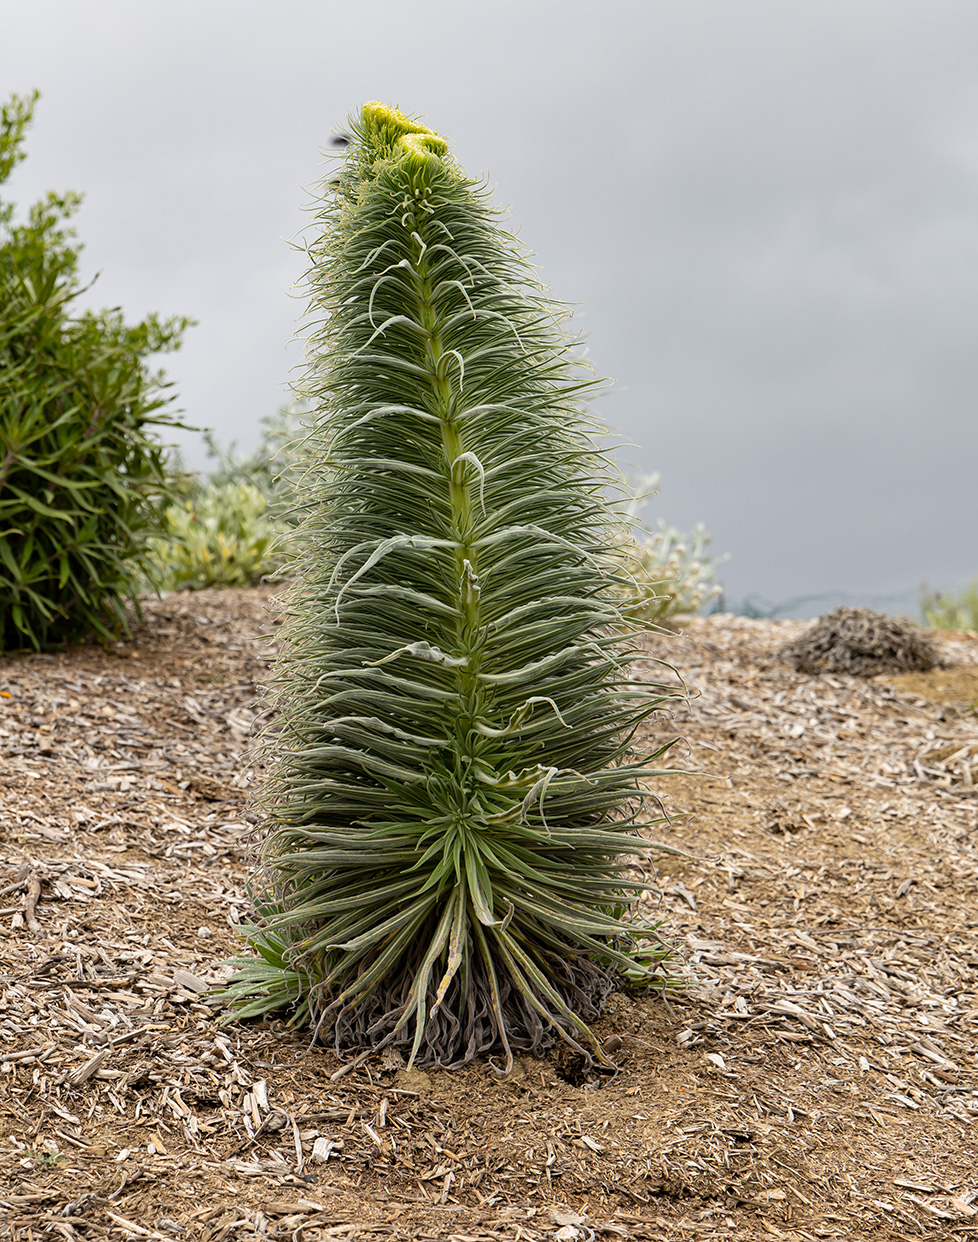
224, 103, 684, 1071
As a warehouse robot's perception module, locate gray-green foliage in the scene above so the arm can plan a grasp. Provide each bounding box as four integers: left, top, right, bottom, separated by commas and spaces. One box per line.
0, 90, 191, 651
616, 474, 726, 621
224, 103, 683, 1070
202, 402, 310, 512
144, 405, 308, 591
146, 480, 284, 590
921, 580, 978, 633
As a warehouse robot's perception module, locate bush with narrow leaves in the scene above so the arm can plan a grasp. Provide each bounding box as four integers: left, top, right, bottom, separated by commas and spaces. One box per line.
223, 103, 683, 1070
0, 91, 191, 652
619, 521, 726, 621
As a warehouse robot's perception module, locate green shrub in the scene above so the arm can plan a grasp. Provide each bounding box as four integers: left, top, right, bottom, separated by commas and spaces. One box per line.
0, 91, 191, 651
618, 521, 725, 621
223, 103, 683, 1070
921, 580, 978, 632
203, 401, 310, 514
145, 480, 285, 590
616, 474, 726, 621
142, 404, 307, 591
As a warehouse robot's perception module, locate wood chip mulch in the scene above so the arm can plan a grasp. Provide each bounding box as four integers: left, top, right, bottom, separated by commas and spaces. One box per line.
1, 589, 976, 1241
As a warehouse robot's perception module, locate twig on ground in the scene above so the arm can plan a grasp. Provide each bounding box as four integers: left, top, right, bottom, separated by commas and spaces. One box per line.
22, 869, 43, 933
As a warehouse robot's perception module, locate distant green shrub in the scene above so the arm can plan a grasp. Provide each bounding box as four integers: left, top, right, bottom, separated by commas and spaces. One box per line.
143, 404, 308, 590
921, 580, 978, 632
146, 480, 284, 590
618, 522, 725, 621
616, 475, 727, 622
0, 90, 191, 652
201, 401, 310, 516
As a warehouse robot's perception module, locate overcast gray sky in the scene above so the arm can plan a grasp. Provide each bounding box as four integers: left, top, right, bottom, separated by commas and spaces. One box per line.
3, 0, 976, 611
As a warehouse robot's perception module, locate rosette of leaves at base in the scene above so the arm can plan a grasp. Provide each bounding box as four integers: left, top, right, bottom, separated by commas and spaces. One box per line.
223, 102, 685, 1070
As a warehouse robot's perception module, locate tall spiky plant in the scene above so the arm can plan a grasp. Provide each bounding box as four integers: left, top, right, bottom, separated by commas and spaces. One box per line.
224, 103, 683, 1070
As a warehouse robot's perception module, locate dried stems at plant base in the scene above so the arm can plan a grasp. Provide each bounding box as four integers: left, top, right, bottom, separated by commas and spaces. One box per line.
780, 607, 939, 677
222, 103, 685, 1071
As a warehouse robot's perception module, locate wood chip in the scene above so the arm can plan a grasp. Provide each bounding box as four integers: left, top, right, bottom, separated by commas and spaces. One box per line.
66, 1048, 109, 1086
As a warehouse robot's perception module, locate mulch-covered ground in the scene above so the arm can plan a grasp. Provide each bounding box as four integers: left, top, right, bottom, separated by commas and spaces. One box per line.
1, 589, 976, 1241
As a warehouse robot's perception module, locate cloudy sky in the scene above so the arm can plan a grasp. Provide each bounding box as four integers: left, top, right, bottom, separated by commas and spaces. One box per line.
3, 0, 976, 612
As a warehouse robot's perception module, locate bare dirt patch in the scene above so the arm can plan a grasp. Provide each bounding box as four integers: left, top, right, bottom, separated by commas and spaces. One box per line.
881, 665, 978, 709
1, 592, 976, 1240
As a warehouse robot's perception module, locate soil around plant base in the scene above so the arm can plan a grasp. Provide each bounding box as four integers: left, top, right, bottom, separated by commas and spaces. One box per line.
1, 589, 976, 1241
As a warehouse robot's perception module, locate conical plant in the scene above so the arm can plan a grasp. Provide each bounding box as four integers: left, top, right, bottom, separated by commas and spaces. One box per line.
224, 103, 684, 1071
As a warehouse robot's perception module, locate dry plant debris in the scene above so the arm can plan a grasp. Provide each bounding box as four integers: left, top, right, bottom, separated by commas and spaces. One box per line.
779, 608, 939, 678
1, 589, 976, 1241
